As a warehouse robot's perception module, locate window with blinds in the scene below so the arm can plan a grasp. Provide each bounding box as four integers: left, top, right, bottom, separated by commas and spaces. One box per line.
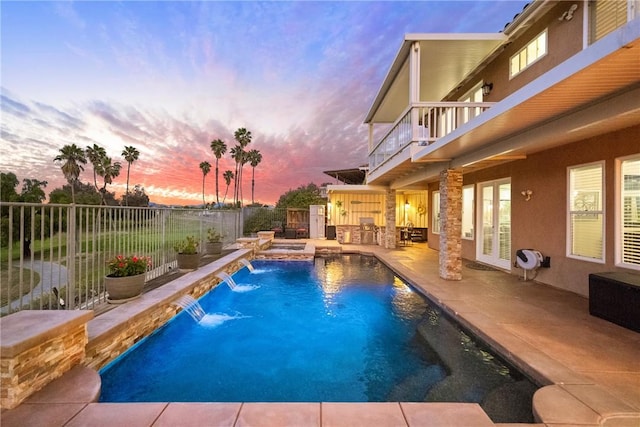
619, 156, 640, 268
568, 162, 604, 261
589, 0, 629, 44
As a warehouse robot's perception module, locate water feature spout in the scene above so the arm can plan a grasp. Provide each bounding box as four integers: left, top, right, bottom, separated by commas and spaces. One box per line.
172, 295, 206, 322
239, 258, 255, 272
216, 272, 238, 290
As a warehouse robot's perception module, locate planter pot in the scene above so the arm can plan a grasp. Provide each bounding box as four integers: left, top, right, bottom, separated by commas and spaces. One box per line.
105, 273, 145, 304
176, 253, 200, 271
206, 242, 223, 255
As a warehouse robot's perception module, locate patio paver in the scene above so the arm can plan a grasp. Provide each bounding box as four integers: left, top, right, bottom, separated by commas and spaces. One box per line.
1, 240, 639, 426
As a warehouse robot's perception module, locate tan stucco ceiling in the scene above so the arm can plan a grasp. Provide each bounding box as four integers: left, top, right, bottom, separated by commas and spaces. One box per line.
365, 34, 506, 124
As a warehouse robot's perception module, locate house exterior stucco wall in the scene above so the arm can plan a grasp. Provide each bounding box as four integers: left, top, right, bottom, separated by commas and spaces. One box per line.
450, 2, 585, 102
427, 124, 639, 297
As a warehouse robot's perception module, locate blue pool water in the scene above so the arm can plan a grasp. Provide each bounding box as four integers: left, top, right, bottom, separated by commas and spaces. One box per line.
100, 255, 536, 421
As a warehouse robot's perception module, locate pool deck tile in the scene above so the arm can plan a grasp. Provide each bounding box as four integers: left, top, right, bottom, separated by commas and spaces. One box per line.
400, 402, 494, 426
322, 402, 405, 427
64, 402, 168, 427
0, 403, 87, 427
152, 402, 242, 426
2, 240, 640, 426
235, 402, 320, 427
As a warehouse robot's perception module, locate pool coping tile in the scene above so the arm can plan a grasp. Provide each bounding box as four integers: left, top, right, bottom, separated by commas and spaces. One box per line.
235, 402, 320, 427
64, 402, 168, 427
400, 402, 494, 426
0, 403, 87, 427
322, 402, 406, 427
153, 402, 242, 427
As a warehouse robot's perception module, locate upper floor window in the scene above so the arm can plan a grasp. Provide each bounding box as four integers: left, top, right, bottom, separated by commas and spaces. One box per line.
459, 85, 483, 124
510, 29, 547, 78
617, 154, 640, 270
567, 162, 605, 262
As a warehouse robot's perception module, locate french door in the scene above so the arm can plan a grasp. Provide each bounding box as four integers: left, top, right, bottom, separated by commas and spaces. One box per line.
477, 179, 511, 269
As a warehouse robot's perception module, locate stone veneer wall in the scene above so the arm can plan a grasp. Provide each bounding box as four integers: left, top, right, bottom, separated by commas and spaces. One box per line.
0, 311, 93, 409
84, 251, 254, 371
1, 246, 268, 409
438, 169, 463, 280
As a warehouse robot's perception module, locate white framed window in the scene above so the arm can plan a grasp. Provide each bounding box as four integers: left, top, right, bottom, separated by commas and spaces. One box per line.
567, 161, 605, 262
459, 84, 483, 124
462, 185, 474, 240
510, 29, 547, 78
616, 154, 640, 270
432, 191, 440, 234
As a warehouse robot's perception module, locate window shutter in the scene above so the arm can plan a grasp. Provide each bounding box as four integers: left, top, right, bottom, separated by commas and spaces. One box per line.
568, 163, 604, 260
590, 0, 628, 44
621, 158, 640, 266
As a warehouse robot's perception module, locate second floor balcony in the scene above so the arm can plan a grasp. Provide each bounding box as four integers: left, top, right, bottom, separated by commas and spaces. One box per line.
368, 101, 494, 174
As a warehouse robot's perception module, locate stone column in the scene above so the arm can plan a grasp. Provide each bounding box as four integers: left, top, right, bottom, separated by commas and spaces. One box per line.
384, 189, 397, 249
439, 169, 463, 280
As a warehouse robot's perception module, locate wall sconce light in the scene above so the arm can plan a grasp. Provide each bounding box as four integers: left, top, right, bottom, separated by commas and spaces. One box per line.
521, 190, 533, 201
559, 4, 578, 21
481, 82, 493, 96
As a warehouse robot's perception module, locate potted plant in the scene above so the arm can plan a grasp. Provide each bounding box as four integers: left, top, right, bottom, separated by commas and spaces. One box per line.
205, 227, 223, 255
104, 255, 151, 304
174, 235, 200, 270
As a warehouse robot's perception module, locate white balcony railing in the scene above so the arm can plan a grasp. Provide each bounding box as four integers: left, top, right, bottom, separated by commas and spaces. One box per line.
368, 102, 494, 172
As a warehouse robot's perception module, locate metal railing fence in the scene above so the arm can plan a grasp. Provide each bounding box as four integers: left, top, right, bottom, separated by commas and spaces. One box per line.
0, 203, 241, 315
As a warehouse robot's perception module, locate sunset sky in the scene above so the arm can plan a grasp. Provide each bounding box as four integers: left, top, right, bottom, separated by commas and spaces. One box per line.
1, 0, 528, 206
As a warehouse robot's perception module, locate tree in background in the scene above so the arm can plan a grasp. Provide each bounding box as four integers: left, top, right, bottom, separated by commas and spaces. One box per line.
222, 170, 234, 205
0, 172, 20, 203
54, 144, 87, 204
123, 184, 149, 207
49, 181, 103, 205
122, 145, 140, 206
210, 138, 227, 206
85, 144, 107, 194
275, 183, 326, 209
96, 156, 122, 205
230, 145, 244, 207
1, 173, 48, 247
246, 149, 262, 205
232, 128, 252, 206
20, 179, 48, 203
199, 161, 211, 208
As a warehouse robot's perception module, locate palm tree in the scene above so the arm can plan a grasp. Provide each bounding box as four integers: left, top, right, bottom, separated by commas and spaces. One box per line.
85, 144, 106, 193
54, 144, 87, 204
233, 128, 252, 206
246, 149, 262, 204
199, 161, 211, 208
210, 138, 227, 206
122, 146, 140, 206
222, 170, 234, 204
97, 156, 122, 205
230, 145, 245, 206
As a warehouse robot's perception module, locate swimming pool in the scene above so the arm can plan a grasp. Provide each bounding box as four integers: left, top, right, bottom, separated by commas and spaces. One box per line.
100, 255, 537, 422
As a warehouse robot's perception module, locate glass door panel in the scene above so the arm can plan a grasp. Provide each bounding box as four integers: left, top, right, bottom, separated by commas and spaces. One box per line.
477, 179, 511, 269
